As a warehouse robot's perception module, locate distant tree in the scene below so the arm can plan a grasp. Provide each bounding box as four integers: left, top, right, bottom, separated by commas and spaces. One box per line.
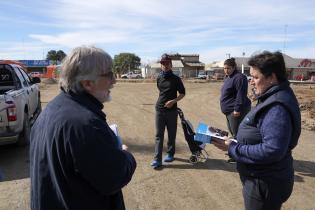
56, 50, 66, 61
113, 53, 141, 77
46, 50, 66, 64
46, 50, 58, 63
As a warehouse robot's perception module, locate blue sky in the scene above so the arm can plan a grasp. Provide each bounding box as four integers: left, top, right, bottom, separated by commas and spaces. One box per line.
1, 0, 315, 64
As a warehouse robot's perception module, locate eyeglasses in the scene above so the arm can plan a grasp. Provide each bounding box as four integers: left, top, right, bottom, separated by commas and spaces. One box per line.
99, 71, 115, 80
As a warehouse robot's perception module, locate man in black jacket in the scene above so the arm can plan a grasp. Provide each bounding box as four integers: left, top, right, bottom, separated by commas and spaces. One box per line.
151, 54, 185, 169
30, 46, 136, 210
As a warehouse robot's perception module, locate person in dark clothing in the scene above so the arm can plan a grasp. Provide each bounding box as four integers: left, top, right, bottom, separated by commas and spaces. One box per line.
220, 58, 251, 163
0, 168, 3, 181
220, 57, 251, 138
151, 54, 185, 169
212, 51, 301, 210
30, 46, 137, 210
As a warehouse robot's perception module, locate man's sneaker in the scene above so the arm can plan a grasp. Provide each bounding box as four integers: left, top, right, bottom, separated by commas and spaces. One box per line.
163, 154, 174, 162
150, 160, 162, 169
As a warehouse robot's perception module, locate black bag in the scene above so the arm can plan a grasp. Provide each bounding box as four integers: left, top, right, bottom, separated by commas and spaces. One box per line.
177, 108, 202, 154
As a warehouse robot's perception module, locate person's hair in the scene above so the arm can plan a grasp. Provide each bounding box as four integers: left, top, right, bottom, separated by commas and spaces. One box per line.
224, 57, 237, 68
247, 51, 287, 82
59, 46, 113, 93
160, 54, 172, 64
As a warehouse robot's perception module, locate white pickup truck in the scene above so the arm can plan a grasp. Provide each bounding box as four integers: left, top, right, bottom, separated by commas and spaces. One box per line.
0, 63, 41, 146
121, 72, 142, 79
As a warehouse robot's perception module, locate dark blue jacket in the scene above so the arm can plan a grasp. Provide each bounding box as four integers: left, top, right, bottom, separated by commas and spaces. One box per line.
220, 70, 251, 114
30, 90, 136, 210
228, 81, 301, 178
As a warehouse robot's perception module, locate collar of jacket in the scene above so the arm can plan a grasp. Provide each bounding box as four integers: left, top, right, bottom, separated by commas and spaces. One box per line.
257, 80, 290, 103
159, 70, 174, 78
61, 88, 106, 120
228, 69, 238, 78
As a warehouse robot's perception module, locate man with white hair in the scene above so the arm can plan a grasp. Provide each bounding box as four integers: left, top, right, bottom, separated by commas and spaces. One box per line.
30, 46, 136, 210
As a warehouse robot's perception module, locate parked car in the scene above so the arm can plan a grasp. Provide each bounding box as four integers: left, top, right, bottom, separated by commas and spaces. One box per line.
29, 72, 42, 78
121, 72, 142, 79
212, 73, 225, 80
0, 64, 41, 146
197, 72, 207, 79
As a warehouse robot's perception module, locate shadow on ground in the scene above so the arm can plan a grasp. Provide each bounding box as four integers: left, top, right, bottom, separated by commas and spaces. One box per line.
125, 139, 315, 182
293, 160, 315, 182
1, 138, 313, 183
0, 144, 29, 182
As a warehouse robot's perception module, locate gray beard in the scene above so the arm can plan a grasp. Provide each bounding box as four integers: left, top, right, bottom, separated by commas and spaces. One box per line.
103, 94, 112, 103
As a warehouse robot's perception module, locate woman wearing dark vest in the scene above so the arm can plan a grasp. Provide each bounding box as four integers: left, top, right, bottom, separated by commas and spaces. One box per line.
212, 51, 301, 210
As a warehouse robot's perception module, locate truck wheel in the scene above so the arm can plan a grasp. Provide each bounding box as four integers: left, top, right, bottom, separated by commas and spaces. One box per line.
17, 112, 31, 146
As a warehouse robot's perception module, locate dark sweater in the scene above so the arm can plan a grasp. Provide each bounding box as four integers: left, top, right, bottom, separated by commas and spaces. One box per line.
220, 70, 251, 114
155, 71, 185, 111
30, 90, 136, 210
228, 81, 301, 178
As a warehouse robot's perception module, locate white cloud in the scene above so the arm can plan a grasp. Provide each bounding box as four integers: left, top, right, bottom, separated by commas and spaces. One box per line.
0, 41, 55, 60
1, 0, 315, 62
30, 30, 129, 47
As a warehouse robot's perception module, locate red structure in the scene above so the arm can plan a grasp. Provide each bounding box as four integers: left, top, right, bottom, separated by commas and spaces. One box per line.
298, 59, 315, 67
45, 65, 61, 78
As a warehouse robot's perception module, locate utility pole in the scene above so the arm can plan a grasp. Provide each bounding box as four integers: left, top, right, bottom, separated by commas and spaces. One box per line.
226, 53, 231, 59
283, 24, 288, 54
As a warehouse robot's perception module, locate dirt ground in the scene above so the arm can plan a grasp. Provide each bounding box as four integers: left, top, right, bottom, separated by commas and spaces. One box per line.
292, 84, 315, 131
0, 80, 314, 210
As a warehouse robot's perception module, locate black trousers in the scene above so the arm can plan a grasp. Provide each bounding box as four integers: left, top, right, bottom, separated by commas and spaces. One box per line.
240, 175, 294, 210
154, 110, 178, 161
225, 107, 251, 138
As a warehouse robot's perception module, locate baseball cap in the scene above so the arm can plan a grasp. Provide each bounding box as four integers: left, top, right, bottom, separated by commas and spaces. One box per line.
160, 54, 172, 64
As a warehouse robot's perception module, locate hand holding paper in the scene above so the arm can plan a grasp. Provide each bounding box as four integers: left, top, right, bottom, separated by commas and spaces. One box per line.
122, 144, 128, 151
194, 122, 236, 144
208, 126, 229, 137
109, 124, 124, 150
211, 137, 232, 151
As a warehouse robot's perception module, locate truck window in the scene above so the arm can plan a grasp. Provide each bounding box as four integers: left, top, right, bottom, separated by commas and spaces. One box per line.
14, 67, 29, 87
0, 66, 14, 86
18, 67, 32, 86
0, 64, 22, 92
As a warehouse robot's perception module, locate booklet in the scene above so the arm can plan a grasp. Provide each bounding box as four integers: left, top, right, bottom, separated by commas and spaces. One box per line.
109, 124, 123, 149
194, 122, 236, 143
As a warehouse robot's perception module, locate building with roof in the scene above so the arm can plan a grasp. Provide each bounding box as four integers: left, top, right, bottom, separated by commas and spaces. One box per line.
233, 54, 315, 80
148, 53, 205, 78
0, 59, 60, 74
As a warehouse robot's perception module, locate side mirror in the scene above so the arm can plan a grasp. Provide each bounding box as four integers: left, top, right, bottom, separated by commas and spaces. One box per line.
31, 77, 41, 83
